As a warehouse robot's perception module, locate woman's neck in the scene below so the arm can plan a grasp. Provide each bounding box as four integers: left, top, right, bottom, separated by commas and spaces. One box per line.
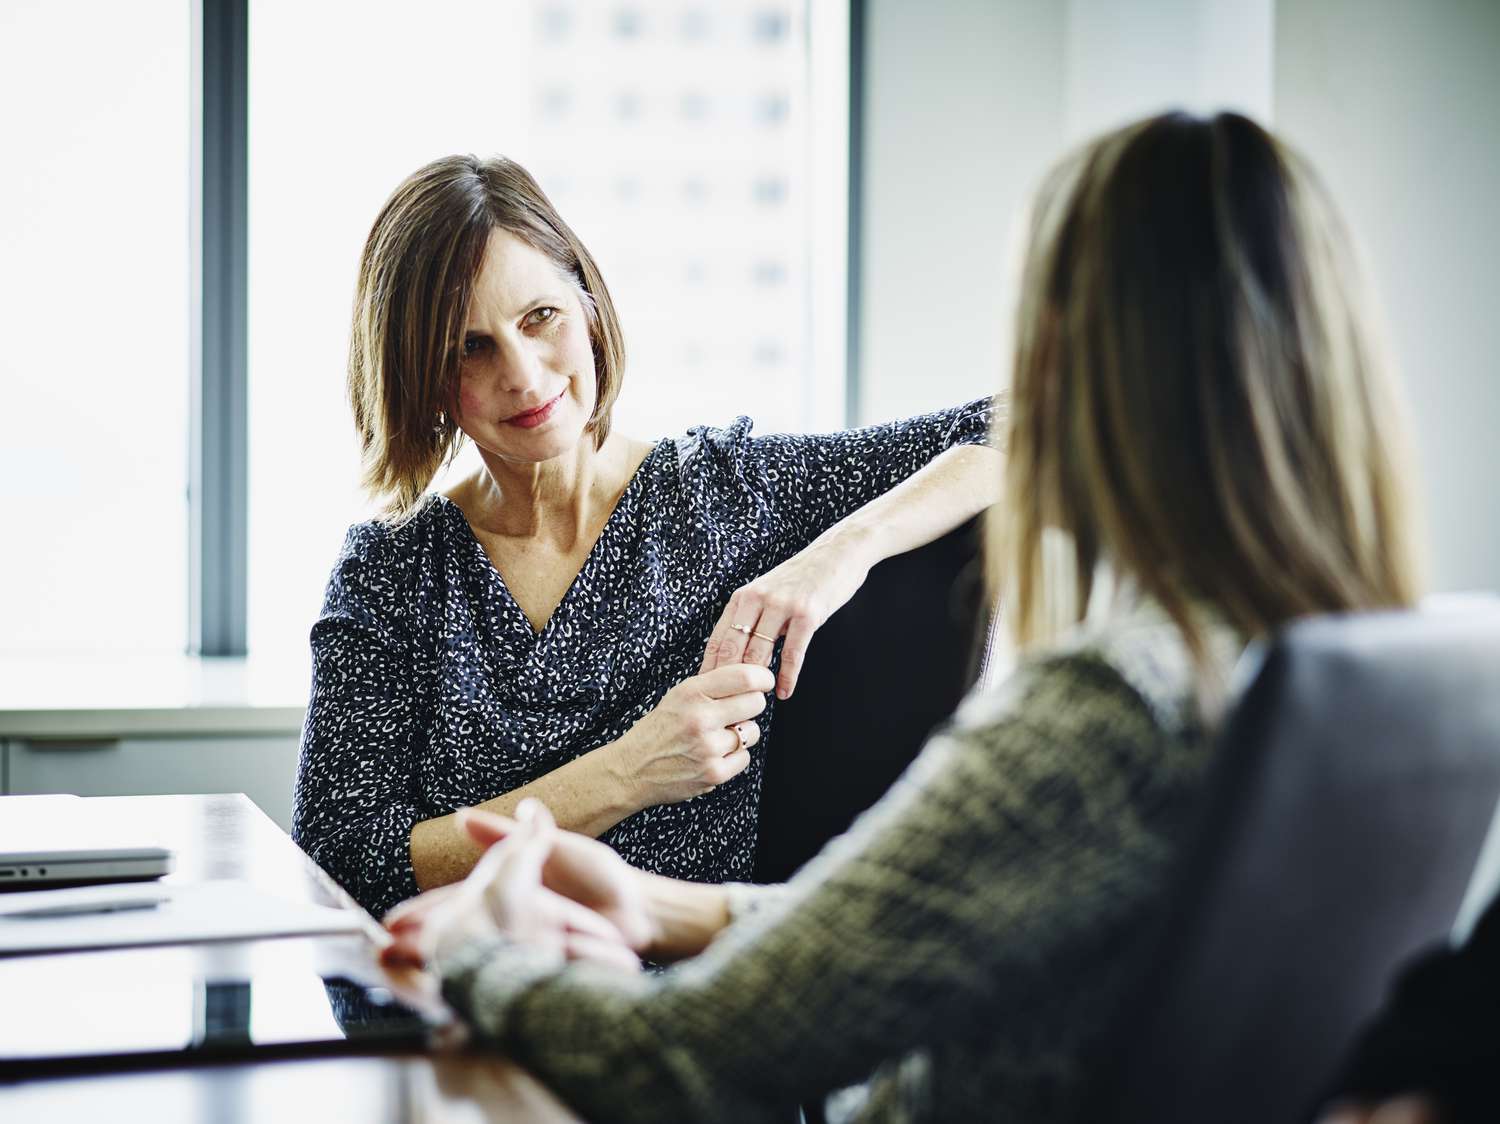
462, 432, 649, 546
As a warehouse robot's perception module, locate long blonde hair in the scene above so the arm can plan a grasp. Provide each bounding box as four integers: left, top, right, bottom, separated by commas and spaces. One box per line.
990, 112, 1423, 670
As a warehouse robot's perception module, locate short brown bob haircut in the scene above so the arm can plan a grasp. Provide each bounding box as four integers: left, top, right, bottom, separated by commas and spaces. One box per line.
991, 112, 1423, 681
349, 155, 626, 519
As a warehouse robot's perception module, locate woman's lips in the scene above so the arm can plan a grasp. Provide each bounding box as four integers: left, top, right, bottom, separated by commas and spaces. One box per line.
504, 392, 564, 429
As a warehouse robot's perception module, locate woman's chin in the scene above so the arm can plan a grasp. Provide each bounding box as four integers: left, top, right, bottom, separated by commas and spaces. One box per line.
475, 419, 591, 467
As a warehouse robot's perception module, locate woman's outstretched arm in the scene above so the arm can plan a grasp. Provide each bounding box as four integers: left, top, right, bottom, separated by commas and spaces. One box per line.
702, 441, 1002, 697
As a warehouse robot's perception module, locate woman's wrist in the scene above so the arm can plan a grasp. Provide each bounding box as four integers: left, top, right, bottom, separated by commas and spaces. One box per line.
635, 870, 731, 962
594, 732, 654, 819
814, 517, 887, 576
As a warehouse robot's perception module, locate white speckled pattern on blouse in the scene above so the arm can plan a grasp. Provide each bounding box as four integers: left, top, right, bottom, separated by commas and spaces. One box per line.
292, 400, 994, 917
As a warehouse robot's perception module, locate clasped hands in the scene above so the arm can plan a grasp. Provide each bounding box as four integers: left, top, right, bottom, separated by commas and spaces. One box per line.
384, 801, 652, 975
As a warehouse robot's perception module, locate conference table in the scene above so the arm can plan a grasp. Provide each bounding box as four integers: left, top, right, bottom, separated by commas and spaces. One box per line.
0, 794, 584, 1123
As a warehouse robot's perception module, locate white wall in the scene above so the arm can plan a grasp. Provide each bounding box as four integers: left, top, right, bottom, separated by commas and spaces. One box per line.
857, 0, 1271, 425
1274, 0, 1500, 592
857, 0, 1064, 424
1064, 0, 1272, 140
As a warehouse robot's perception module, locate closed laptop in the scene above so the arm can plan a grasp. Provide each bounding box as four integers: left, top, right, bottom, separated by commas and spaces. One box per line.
0, 794, 174, 886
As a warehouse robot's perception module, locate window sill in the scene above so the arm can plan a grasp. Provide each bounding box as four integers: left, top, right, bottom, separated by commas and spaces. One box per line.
0, 653, 308, 740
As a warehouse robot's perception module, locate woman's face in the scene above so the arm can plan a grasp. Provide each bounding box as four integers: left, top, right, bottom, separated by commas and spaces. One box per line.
453, 228, 599, 468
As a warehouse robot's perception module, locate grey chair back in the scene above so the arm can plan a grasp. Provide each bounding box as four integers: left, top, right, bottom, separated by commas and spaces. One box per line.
1088, 598, 1500, 1123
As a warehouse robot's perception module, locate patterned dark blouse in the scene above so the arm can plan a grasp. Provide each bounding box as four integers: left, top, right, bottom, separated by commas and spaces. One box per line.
292, 399, 995, 918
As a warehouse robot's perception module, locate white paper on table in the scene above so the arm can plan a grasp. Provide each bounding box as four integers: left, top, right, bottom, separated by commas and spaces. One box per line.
0, 880, 368, 956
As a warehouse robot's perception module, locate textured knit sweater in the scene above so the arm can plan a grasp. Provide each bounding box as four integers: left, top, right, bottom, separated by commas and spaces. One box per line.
436, 600, 1245, 1122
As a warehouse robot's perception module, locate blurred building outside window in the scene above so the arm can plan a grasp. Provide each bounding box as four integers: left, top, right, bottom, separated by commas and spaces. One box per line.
0, 0, 846, 665
247, 0, 848, 660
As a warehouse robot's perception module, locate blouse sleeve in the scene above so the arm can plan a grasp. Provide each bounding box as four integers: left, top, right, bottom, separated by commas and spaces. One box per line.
721, 395, 998, 549
436, 650, 1184, 1123
291, 523, 425, 919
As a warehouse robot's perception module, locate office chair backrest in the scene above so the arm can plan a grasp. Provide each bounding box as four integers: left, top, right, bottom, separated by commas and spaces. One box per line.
1088, 598, 1500, 1124
752, 517, 992, 884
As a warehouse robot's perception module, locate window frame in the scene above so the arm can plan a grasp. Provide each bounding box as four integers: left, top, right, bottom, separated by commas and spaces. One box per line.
190, 0, 249, 657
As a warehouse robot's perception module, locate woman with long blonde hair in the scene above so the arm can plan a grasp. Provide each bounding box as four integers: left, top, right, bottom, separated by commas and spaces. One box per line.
380, 111, 1423, 1123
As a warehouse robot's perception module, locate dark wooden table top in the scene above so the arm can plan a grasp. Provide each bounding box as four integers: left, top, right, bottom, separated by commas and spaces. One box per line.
0, 794, 582, 1123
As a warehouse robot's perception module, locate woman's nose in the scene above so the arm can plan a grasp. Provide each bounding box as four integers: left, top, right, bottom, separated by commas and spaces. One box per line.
493, 336, 547, 394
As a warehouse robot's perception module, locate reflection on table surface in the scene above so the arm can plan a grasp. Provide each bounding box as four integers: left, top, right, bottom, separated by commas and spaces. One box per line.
0, 1054, 585, 1124
0, 936, 450, 1069
0, 796, 585, 1122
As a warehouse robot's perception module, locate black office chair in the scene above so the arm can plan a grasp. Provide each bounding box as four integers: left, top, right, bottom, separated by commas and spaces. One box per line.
753, 516, 993, 884
1085, 598, 1500, 1124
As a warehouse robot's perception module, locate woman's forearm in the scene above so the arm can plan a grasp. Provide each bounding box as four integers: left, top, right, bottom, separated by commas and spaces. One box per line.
826, 444, 1002, 568
411, 743, 642, 890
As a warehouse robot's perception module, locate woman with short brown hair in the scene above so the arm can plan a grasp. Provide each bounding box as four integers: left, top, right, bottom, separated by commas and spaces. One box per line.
347, 156, 629, 519
292, 154, 1002, 918
381, 113, 1423, 1122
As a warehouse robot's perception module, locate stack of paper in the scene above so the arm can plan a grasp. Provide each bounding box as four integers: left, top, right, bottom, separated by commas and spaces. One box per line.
0, 881, 369, 956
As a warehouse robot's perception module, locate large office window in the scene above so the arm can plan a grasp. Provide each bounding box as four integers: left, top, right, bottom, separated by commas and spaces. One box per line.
247, 0, 842, 657
0, 1, 192, 655
1, 0, 845, 660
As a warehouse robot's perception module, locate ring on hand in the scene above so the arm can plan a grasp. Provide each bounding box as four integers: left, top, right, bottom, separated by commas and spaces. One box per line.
730, 722, 750, 753
731, 623, 777, 643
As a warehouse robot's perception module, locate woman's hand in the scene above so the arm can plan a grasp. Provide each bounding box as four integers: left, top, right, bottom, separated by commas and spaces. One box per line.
382, 801, 643, 974
461, 806, 657, 954
612, 663, 774, 807
701, 530, 875, 699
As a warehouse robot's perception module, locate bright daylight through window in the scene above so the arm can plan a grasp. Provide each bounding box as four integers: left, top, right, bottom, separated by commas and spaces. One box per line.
248, 0, 846, 660
0, 0, 191, 655
0, 1, 844, 661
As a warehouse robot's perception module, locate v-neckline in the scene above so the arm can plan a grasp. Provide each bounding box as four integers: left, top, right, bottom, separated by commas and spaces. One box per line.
439, 440, 662, 645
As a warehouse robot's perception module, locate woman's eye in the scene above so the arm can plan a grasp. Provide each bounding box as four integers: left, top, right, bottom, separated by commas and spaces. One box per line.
462, 337, 487, 357
528, 307, 557, 327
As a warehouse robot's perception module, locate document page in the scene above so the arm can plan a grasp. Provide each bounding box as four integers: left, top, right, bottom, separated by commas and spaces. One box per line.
0, 880, 369, 956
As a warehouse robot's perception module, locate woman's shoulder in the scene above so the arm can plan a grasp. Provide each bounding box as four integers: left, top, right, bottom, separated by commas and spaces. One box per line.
949, 645, 1158, 754
319, 499, 470, 638
338, 496, 455, 560
952, 597, 1245, 751
671, 416, 757, 471
328, 496, 472, 599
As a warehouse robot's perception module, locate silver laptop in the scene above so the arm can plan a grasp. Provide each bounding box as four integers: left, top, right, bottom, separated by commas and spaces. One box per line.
0, 794, 174, 886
